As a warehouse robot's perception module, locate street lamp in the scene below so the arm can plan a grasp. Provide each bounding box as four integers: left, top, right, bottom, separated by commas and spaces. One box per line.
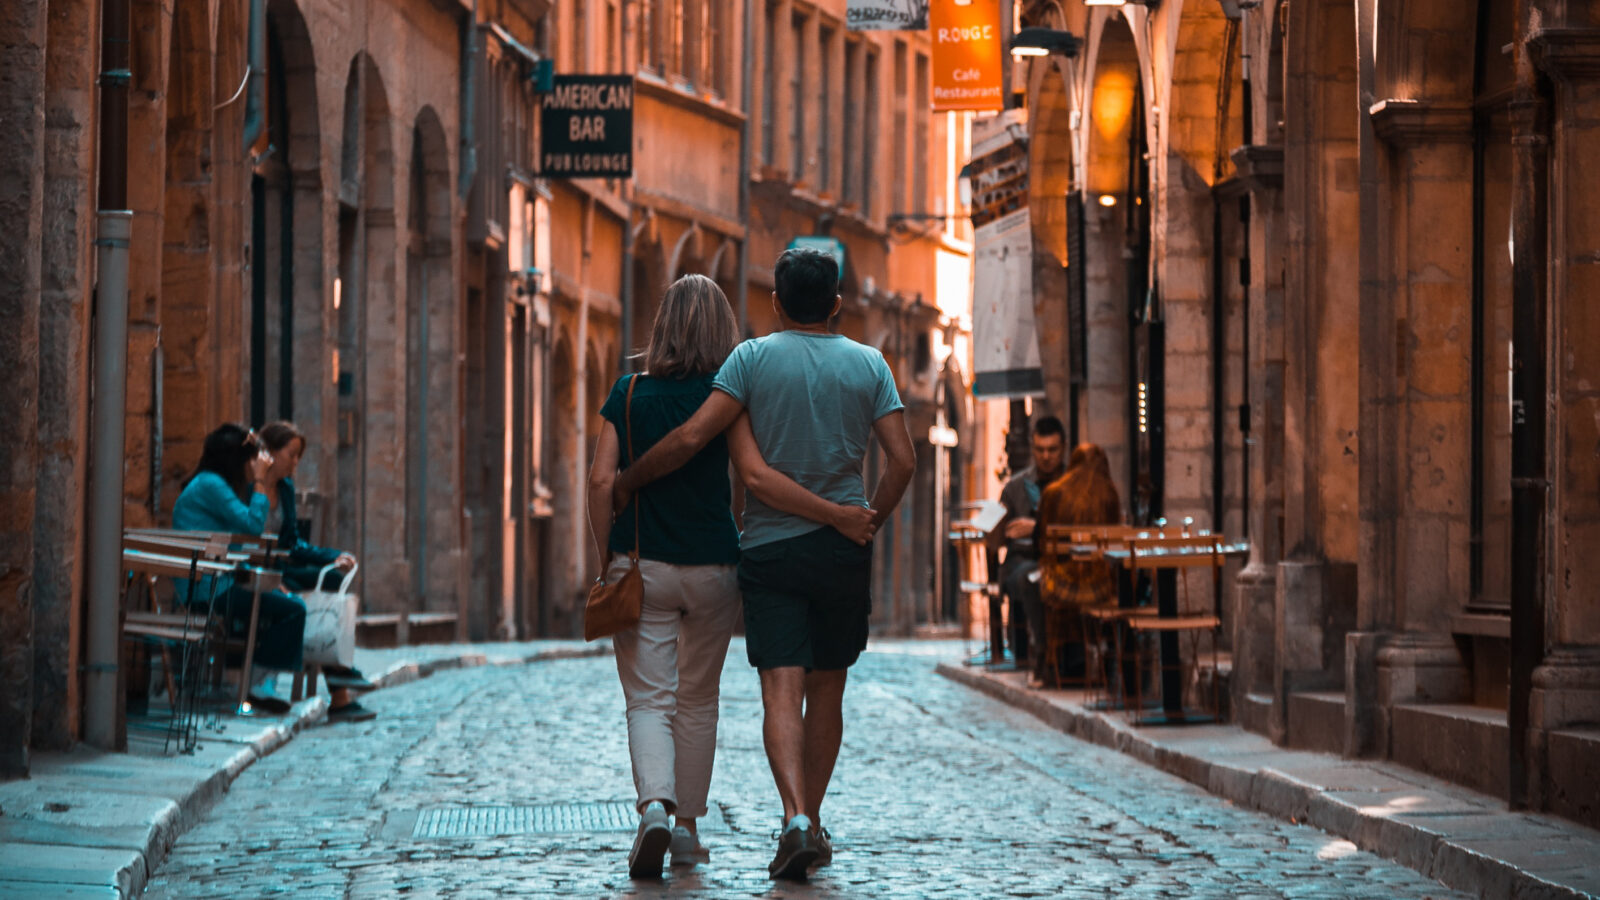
1009, 27, 1081, 59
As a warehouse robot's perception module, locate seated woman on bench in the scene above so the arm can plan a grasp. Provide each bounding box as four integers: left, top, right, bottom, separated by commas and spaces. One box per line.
257, 420, 378, 717
171, 423, 376, 721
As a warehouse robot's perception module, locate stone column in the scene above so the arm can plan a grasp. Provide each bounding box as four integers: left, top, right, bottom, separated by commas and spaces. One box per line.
1229, 143, 1284, 735
1364, 99, 1476, 751
1528, 27, 1600, 821
32, 0, 101, 751
0, 0, 48, 779
1276, 0, 1361, 747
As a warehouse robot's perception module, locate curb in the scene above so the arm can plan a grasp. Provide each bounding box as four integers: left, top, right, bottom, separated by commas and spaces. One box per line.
936, 661, 1593, 900
0, 643, 611, 900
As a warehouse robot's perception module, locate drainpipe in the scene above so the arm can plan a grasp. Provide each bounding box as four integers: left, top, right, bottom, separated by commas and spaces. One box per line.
1506, 13, 1548, 812
242, 0, 265, 151
734, 0, 755, 334
458, 0, 479, 199
84, 0, 132, 751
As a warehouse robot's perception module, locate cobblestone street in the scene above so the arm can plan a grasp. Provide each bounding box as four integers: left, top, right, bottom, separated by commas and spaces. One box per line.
144, 643, 1463, 898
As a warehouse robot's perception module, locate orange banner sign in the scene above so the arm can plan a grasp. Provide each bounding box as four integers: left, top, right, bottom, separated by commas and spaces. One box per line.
929, 0, 1004, 112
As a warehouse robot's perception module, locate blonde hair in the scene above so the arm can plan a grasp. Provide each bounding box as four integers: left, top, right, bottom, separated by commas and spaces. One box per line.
642, 274, 739, 378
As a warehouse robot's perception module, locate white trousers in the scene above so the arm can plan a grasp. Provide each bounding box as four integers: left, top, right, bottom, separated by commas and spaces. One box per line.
608, 557, 740, 818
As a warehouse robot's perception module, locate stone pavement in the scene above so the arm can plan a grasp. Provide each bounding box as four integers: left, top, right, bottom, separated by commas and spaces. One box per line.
0, 640, 604, 899
137, 640, 1470, 898
938, 661, 1600, 900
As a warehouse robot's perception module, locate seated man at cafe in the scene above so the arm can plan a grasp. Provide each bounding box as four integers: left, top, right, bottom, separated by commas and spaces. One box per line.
987, 415, 1066, 682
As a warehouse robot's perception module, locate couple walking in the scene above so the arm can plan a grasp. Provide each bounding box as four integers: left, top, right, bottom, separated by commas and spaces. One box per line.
586, 248, 916, 880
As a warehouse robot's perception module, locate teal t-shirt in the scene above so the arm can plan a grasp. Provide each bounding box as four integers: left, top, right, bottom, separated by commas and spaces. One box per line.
712, 330, 904, 549
600, 373, 740, 566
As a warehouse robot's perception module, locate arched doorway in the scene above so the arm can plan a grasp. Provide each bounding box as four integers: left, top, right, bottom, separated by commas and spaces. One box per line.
406, 107, 455, 609
1082, 13, 1147, 514
249, 0, 323, 438
334, 52, 401, 607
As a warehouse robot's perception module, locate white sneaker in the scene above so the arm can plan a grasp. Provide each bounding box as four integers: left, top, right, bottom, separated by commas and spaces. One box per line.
669, 826, 710, 867
627, 801, 671, 879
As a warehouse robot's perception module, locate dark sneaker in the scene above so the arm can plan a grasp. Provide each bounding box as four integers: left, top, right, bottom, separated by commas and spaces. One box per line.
768, 815, 818, 881
323, 665, 377, 692
810, 825, 833, 868
669, 825, 710, 868
327, 700, 377, 722
628, 801, 672, 879
244, 693, 291, 715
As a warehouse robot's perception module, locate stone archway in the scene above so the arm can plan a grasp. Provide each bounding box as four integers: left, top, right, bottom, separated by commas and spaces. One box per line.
1080, 13, 1146, 510
333, 52, 403, 608
406, 106, 457, 609
1025, 48, 1077, 431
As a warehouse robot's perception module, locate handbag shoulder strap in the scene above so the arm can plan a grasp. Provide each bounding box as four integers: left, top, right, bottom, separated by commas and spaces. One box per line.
624, 374, 640, 557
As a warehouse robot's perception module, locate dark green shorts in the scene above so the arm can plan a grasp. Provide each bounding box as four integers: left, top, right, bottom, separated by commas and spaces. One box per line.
738, 527, 873, 671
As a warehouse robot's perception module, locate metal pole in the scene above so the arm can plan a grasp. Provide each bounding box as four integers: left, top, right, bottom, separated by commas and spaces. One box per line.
85, 215, 132, 749
1506, 2, 1547, 810
84, 0, 132, 751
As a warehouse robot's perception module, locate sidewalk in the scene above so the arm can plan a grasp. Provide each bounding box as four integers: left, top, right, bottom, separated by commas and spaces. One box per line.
0, 640, 608, 900
938, 661, 1600, 900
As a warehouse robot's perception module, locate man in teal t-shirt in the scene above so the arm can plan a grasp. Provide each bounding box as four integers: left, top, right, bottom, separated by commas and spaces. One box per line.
613, 248, 916, 880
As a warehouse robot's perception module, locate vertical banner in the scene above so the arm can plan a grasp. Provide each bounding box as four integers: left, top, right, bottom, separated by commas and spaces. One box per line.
972, 208, 1044, 397
539, 75, 634, 178
847, 0, 928, 31
929, 0, 1004, 112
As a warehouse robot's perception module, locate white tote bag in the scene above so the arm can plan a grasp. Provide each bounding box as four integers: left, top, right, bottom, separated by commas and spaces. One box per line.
301, 560, 359, 668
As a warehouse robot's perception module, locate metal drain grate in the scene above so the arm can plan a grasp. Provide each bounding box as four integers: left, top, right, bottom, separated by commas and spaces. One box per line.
412, 803, 639, 838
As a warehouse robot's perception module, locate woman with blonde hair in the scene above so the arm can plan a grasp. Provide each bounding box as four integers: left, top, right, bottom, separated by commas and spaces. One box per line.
588, 274, 866, 879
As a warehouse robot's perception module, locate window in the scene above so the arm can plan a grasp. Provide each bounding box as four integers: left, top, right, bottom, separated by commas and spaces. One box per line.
607, 0, 618, 72
790, 11, 807, 180
843, 39, 862, 207
914, 51, 929, 213
863, 46, 878, 217
684, 0, 703, 85
819, 24, 835, 193
709, 0, 729, 95
762, 1, 778, 164
638, 0, 654, 70
893, 41, 908, 214
573, 0, 587, 71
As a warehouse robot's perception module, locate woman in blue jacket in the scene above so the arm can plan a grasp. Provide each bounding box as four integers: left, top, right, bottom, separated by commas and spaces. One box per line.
171, 424, 373, 720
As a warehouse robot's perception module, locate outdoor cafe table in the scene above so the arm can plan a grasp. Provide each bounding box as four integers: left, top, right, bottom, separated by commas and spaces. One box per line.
1100, 539, 1249, 722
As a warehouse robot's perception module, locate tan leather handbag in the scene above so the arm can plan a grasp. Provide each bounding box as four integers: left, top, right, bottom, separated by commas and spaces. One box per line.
584, 374, 644, 641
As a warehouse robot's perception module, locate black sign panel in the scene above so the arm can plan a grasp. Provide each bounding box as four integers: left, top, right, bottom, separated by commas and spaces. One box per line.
540, 75, 634, 178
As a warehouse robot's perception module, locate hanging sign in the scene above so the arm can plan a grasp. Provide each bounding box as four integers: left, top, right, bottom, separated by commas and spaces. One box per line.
929, 0, 1004, 112
972, 207, 1044, 398
540, 75, 634, 178
847, 0, 929, 31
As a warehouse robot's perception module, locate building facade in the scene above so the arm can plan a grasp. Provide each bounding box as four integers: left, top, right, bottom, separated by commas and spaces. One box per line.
0, 0, 977, 773
1016, 0, 1599, 827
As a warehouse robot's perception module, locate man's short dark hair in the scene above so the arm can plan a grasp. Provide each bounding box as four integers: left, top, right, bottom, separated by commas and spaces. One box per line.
773, 248, 840, 324
1032, 415, 1066, 441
